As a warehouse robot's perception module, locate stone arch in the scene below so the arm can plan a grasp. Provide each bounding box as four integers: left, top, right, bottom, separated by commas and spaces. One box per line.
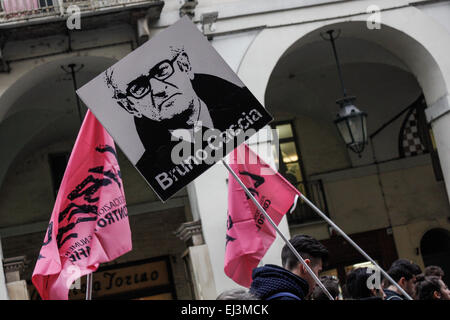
238, 7, 450, 106
237, 6, 450, 198
0, 55, 118, 190
0, 55, 118, 122
420, 228, 450, 284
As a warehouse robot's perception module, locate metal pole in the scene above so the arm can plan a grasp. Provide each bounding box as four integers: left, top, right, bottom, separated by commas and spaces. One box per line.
222, 160, 334, 300
68, 63, 83, 123
299, 193, 414, 300
85, 273, 93, 300
63, 62, 93, 300
327, 30, 347, 98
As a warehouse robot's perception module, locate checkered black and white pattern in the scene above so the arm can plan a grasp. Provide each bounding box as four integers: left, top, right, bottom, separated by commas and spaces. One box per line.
401, 108, 426, 157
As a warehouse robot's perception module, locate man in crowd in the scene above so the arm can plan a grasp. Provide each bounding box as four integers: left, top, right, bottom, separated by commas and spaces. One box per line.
383, 259, 422, 300
312, 275, 342, 300
344, 267, 386, 300
415, 274, 450, 300
249, 234, 329, 300
424, 265, 445, 280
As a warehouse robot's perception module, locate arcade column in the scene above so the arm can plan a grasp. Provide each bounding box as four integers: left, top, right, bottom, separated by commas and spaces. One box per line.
426, 94, 450, 202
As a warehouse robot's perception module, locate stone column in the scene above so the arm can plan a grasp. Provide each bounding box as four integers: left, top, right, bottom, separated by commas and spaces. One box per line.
3, 256, 29, 300
185, 127, 292, 296
0, 237, 9, 300
136, 18, 150, 46
426, 94, 450, 201
175, 220, 217, 300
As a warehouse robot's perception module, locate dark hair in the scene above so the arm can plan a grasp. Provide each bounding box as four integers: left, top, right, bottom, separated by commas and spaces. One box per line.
410, 261, 422, 275
424, 265, 445, 278
312, 275, 341, 300
216, 288, 259, 300
281, 235, 329, 271
415, 275, 442, 300
387, 259, 422, 283
345, 267, 374, 299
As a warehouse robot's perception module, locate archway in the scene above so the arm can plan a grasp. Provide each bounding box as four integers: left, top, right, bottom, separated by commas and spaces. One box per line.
0, 56, 117, 193
0, 55, 191, 298
236, 8, 450, 277
421, 228, 450, 285
238, 8, 450, 202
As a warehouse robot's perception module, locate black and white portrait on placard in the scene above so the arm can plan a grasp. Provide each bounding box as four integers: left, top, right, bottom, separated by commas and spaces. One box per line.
77, 17, 273, 201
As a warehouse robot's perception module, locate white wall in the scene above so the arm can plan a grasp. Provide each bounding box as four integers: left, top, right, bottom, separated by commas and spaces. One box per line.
0, 238, 9, 300
185, 29, 292, 296
418, 1, 450, 36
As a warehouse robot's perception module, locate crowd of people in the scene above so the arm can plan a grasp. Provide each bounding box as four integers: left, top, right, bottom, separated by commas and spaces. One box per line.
217, 234, 450, 301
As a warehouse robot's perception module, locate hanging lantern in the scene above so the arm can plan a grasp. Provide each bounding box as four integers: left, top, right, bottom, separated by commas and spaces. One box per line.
334, 97, 368, 156
322, 29, 368, 156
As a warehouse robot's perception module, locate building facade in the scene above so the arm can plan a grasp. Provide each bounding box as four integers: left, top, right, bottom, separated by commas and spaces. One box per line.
0, 0, 450, 299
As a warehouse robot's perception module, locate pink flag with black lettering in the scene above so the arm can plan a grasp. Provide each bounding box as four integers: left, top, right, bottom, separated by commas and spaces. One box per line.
32, 110, 132, 300
224, 143, 300, 288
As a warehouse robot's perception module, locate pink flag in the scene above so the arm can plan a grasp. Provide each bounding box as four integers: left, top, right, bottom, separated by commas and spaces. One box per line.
224, 143, 300, 288
32, 111, 132, 300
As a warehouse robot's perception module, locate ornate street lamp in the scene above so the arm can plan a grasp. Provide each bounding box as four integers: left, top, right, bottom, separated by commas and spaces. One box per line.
321, 30, 368, 157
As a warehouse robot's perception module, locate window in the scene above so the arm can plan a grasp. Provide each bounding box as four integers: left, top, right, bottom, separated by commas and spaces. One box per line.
272, 121, 328, 225
39, 0, 55, 12
398, 94, 443, 181
344, 261, 377, 274
48, 152, 70, 198
39, 0, 54, 7
274, 123, 305, 192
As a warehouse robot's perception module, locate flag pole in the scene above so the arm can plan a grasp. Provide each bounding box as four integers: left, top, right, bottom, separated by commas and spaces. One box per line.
62, 62, 93, 301
222, 160, 335, 300
86, 273, 93, 300
299, 194, 413, 300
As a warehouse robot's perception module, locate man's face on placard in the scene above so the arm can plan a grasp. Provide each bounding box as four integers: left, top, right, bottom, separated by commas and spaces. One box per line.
108, 51, 198, 127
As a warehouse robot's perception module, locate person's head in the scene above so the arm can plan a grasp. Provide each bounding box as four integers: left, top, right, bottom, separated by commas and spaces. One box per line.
424, 265, 445, 280
216, 288, 259, 300
345, 267, 385, 300
281, 234, 329, 296
415, 275, 450, 300
386, 259, 422, 298
106, 48, 200, 129
312, 275, 341, 300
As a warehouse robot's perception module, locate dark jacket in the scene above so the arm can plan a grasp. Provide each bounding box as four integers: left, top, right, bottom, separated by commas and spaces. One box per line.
249, 264, 309, 300
384, 289, 404, 300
